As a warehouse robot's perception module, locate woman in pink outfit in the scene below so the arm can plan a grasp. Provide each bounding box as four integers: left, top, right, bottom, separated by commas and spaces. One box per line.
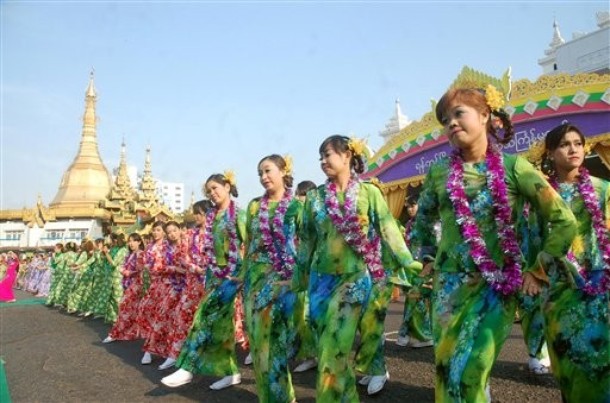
0, 252, 19, 302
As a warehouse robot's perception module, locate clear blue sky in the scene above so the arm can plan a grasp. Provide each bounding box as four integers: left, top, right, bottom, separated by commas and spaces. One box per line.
1, 1, 607, 209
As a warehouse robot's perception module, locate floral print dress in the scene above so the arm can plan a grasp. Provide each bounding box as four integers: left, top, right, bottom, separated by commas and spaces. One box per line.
109, 250, 146, 340
412, 154, 576, 402
542, 177, 610, 402
242, 197, 301, 403
175, 206, 247, 377
298, 182, 420, 402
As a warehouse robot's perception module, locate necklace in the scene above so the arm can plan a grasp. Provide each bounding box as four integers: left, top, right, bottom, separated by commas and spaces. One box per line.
447, 144, 522, 295
259, 189, 295, 280
324, 179, 385, 281
203, 200, 239, 279
549, 167, 610, 295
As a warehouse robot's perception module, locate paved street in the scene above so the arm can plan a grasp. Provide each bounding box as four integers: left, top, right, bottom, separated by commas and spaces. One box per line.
1, 289, 561, 402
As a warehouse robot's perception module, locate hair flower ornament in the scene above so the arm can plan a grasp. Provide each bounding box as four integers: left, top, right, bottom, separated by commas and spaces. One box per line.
283, 154, 293, 176
223, 169, 236, 186
348, 137, 368, 158
485, 84, 505, 112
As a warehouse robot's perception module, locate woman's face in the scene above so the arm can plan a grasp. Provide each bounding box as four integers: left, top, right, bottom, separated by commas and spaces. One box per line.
406, 203, 418, 218
550, 130, 585, 174
320, 144, 351, 179
258, 159, 285, 194
151, 225, 165, 241
128, 237, 141, 251
205, 180, 231, 206
194, 211, 206, 227
165, 224, 181, 243
441, 101, 488, 149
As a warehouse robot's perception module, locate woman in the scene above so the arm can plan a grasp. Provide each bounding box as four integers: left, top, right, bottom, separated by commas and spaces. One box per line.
137, 221, 170, 366
298, 135, 421, 401
103, 233, 146, 343
539, 123, 610, 402
412, 85, 577, 402
162, 172, 247, 391
0, 252, 19, 303
242, 154, 301, 402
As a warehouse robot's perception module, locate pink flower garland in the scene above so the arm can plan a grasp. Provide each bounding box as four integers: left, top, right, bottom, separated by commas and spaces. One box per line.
324, 179, 385, 282
447, 145, 523, 295
203, 200, 239, 279
549, 167, 610, 295
259, 189, 295, 280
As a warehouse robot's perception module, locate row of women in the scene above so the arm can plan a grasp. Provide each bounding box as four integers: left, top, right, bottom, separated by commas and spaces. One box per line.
16, 253, 53, 297
84, 84, 606, 403
45, 233, 129, 323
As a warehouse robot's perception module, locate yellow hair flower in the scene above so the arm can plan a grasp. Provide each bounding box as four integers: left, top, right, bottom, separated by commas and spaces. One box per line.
348, 137, 367, 158
526, 140, 546, 165
223, 169, 236, 186
283, 154, 293, 176
485, 84, 505, 112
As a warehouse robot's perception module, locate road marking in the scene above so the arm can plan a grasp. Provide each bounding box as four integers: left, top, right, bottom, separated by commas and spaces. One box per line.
0, 358, 11, 403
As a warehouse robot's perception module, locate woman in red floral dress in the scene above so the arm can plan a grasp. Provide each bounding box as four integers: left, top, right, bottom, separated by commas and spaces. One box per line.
103, 233, 146, 343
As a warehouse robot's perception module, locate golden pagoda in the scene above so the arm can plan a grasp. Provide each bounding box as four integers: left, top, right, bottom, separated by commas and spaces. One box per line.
49, 71, 112, 218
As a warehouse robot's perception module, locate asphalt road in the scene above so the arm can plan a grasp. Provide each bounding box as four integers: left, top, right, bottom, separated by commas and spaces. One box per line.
0, 289, 561, 402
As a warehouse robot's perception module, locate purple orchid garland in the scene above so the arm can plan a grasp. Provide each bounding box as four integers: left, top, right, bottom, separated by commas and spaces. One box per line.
447, 144, 523, 296
259, 189, 295, 280
549, 166, 610, 295
203, 200, 239, 279
324, 179, 385, 282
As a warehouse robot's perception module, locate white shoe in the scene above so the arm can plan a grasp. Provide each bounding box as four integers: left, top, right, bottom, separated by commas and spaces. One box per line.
141, 352, 152, 365
210, 374, 241, 390
409, 339, 433, 348
293, 358, 317, 373
158, 357, 176, 370
358, 375, 372, 386
484, 383, 491, 402
528, 357, 550, 375
102, 336, 115, 344
161, 368, 193, 388
244, 353, 253, 365
367, 371, 389, 395
396, 335, 410, 346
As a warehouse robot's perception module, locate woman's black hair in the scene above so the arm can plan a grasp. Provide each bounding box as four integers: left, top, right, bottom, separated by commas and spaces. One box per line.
296, 180, 317, 197
318, 135, 365, 174
205, 173, 239, 198
193, 199, 214, 215
541, 123, 586, 176
257, 154, 294, 189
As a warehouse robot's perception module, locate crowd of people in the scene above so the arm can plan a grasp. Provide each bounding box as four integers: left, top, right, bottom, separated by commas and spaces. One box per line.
2, 82, 609, 403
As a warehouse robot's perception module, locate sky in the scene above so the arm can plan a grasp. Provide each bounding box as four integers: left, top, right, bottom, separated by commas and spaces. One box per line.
1, 1, 608, 210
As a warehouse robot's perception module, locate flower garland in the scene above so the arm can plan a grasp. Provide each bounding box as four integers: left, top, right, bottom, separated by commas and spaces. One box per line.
121, 251, 138, 290
166, 241, 185, 292
259, 189, 295, 280
549, 167, 610, 295
324, 179, 385, 281
447, 144, 522, 295
203, 200, 239, 279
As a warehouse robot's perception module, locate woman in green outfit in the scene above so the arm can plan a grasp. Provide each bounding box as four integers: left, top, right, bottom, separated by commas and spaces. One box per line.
298, 135, 421, 402
412, 86, 577, 402
241, 154, 301, 402
47, 241, 78, 307
162, 172, 247, 391
539, 123, 610, 402
66, 240, 96, 313
45, 243, 65, 306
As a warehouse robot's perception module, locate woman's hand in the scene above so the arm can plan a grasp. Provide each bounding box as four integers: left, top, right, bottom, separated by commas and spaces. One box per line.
522, 272, 542, 296
419, 262, 433, 278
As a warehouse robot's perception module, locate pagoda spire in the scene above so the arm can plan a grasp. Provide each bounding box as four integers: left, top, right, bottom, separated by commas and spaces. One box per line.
110, 138, 135, 200
545, 18, 565, 55
50, 71, 112, 208
139, 145, 158, 201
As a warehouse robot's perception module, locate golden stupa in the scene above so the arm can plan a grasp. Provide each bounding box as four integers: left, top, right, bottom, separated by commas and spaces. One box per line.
50, 71, 113, 215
